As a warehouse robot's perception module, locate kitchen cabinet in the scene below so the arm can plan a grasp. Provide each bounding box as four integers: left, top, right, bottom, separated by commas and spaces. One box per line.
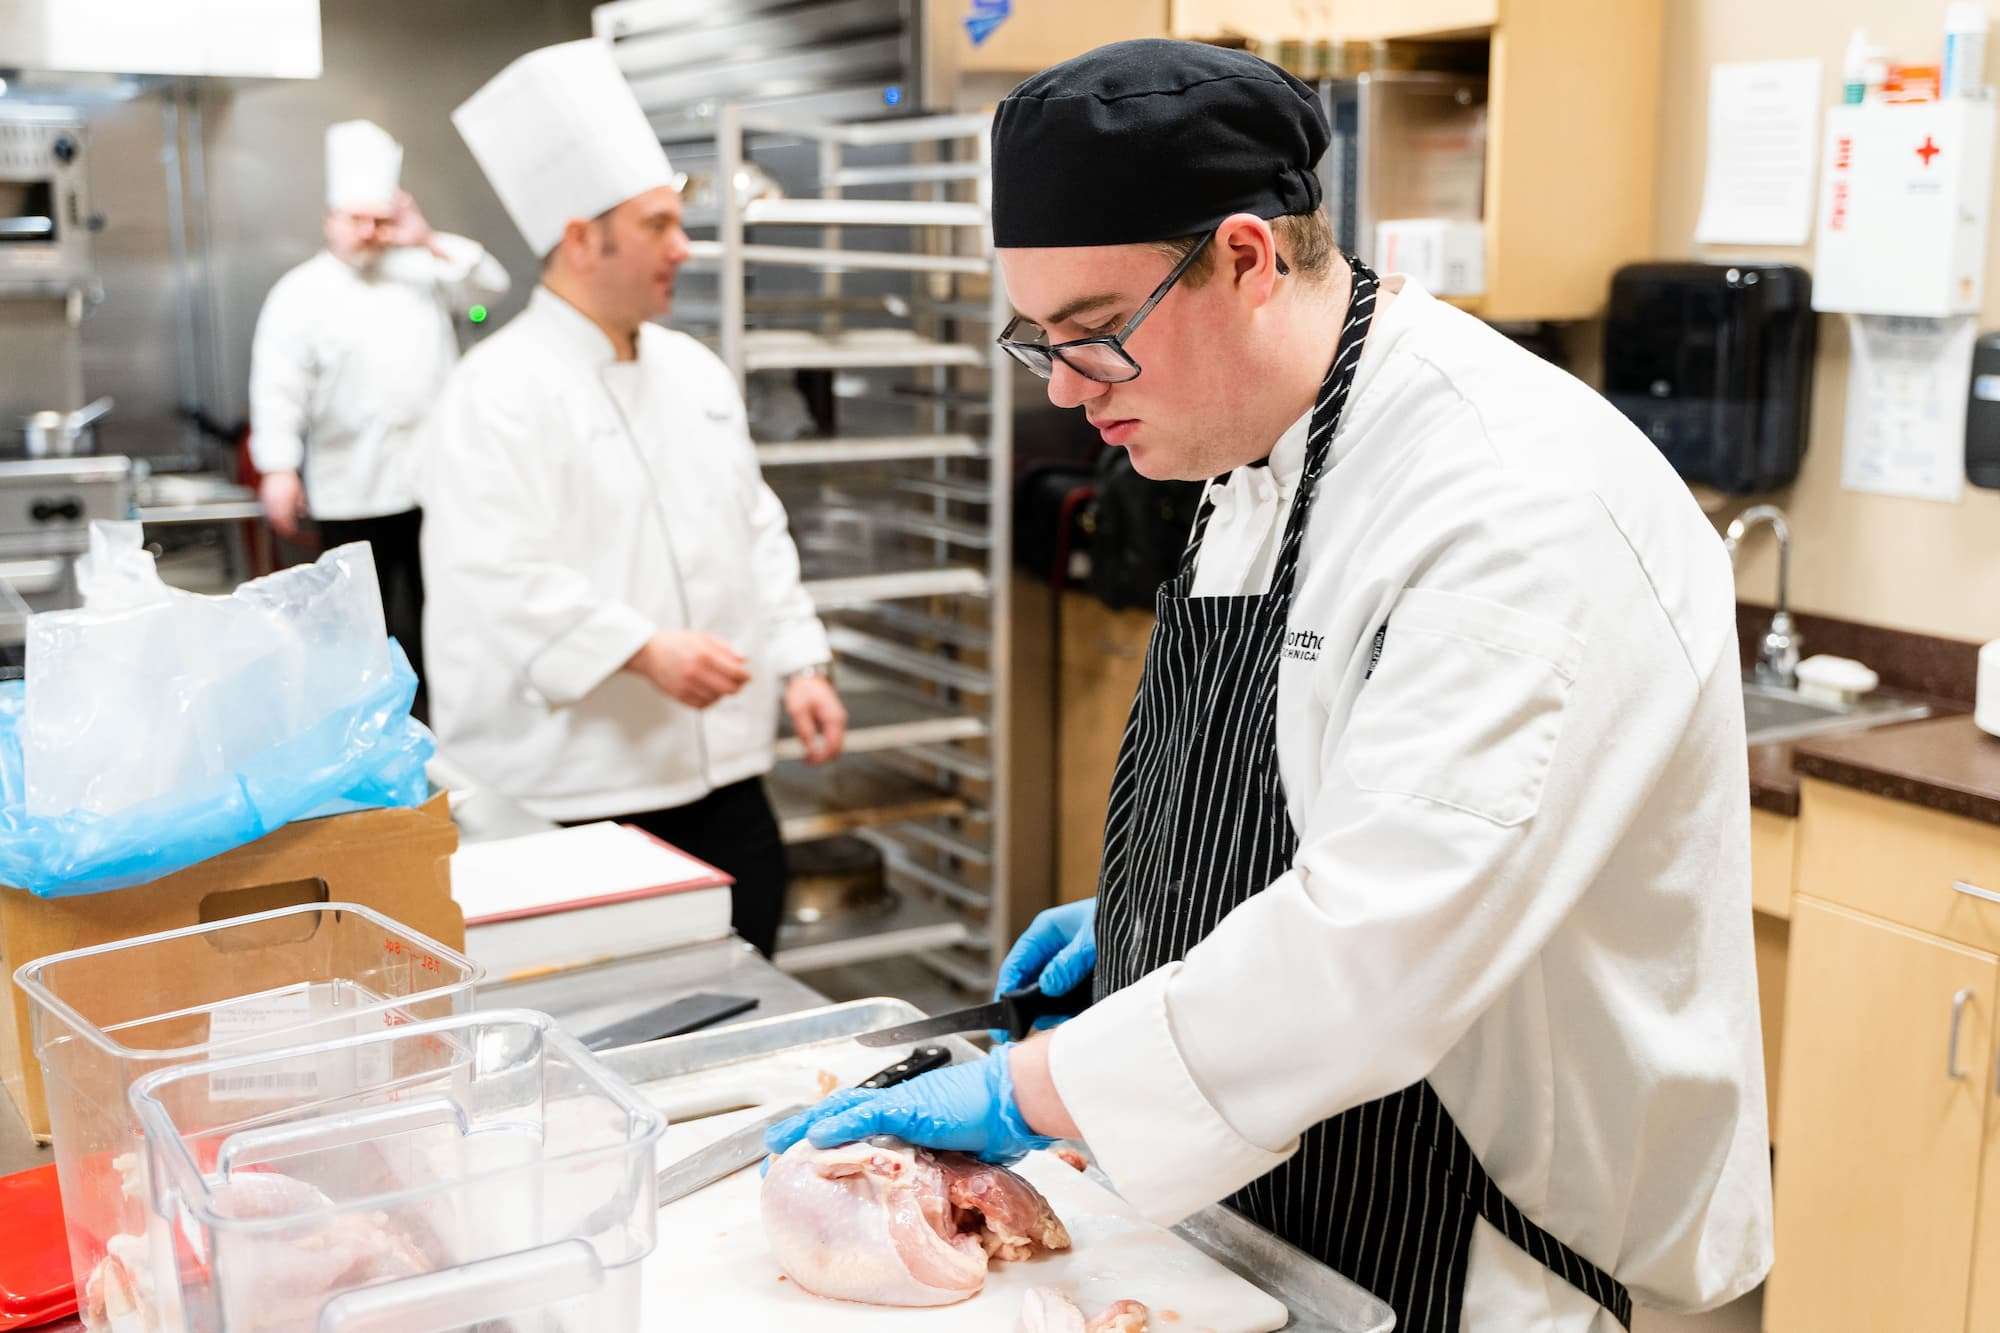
1765, 779, 2000, 1333
1749, 807, 1796, 919
1326, 0, 1497, 40
1752, 911, 1788, 1138
1749, 807, 1796, 1136
1975, 1078, 2000, 1333
927, 0, 1662, 323
1766, 897, 1995, 1333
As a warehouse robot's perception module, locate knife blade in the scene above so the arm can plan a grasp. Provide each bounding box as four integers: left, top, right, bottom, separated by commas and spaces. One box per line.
655, 1104, 803, 1206
854, 975, 1095, 1048
654, 1044, 953, 1207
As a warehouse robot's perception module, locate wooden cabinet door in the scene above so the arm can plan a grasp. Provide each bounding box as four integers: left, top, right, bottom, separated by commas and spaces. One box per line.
1970, 1029, 2000, 1333
1765, 897, 1997, 1333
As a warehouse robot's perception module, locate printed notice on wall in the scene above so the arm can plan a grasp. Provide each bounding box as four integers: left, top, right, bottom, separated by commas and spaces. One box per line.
1841, 314, 1976, 503
1694, 59, 1824, 246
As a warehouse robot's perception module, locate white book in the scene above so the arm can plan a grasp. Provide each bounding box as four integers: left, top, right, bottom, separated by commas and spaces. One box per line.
451, 822, 734, 981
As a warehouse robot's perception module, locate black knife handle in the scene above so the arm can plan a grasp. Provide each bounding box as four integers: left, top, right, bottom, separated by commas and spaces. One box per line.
1000, 969, 1095, 1040
859, 1044, 952, 1088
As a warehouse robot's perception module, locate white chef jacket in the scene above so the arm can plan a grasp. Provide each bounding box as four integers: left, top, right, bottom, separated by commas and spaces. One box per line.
1050, 278, 1774, 1328
249, 236, 510, 519
419, 286, 831, 822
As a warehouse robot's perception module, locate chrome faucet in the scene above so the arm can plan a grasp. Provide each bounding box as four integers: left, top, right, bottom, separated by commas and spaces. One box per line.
1723, 504, 1801, 688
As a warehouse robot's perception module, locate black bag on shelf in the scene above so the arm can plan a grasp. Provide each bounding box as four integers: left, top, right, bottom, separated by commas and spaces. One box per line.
1084, 449, 1204, 612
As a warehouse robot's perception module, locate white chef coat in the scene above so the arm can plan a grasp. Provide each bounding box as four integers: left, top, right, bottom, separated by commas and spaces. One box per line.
419, 286, 831, 822
248, 235, 510, 519
1050, 277, 1774, 1327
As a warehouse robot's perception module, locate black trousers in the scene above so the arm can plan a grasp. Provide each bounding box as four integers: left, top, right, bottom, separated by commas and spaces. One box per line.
617, 778, 788, 958
318, 508, 426, 723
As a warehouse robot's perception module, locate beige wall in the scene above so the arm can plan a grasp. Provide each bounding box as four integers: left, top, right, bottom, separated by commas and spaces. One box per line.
1655, 0, 2000, 643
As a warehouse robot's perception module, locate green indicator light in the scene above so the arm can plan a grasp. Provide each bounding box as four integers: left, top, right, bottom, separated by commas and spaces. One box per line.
468, 304, 488, 324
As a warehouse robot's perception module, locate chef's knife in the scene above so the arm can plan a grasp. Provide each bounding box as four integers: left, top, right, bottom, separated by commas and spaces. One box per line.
853, 975, 1095, 1048
653, 1044, 952, 1207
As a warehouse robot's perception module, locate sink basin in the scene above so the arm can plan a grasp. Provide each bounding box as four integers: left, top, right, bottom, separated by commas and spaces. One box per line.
1742, 680, 1932, 746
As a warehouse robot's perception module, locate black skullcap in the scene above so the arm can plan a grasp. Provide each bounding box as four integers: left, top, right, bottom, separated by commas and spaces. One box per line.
991, 39, 1329, 248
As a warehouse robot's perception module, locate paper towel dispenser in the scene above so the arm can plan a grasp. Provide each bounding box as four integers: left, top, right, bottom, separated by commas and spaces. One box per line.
1602, 262, 1817, 494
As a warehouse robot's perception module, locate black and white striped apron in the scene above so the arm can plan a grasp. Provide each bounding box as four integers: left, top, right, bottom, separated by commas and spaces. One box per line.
1091, 260, 1633, 1333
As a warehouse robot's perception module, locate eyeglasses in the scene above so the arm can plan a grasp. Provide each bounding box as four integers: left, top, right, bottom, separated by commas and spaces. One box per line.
996, 231, 1288, 385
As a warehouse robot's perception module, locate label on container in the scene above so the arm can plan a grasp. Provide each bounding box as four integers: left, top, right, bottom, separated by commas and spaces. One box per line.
1974, 373, 2000, 401
206, 991, 321, 1103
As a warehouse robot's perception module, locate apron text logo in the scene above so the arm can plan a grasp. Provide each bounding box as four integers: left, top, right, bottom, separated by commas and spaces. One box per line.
1283, 628, 1325, 662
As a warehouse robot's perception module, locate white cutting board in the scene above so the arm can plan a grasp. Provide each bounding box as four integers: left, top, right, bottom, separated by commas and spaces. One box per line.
638, 1106, 1289, 1332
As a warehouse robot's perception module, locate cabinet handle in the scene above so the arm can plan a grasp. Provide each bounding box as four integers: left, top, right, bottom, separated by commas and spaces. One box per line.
1953, 880, 2000, 905
1948, 988, 1974, 1080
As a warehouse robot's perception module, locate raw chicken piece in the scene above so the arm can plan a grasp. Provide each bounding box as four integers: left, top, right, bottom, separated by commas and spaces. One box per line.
1018, 1288, 1151, 1332
83, 1239, 153, 1333
761, 1139, 1070, 1307
935, 1152, 1071, 1261
1089, 1300, 1152, 1332
200, 1171, 433, 1332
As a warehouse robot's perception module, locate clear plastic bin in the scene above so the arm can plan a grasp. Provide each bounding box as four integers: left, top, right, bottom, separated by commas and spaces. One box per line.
13, 903, 482, 1330
128, 1009, 665, 1333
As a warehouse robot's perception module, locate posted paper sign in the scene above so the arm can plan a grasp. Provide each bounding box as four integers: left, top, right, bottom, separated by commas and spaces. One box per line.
1695, 59, 1824, 246
1840, 314, 1976, 503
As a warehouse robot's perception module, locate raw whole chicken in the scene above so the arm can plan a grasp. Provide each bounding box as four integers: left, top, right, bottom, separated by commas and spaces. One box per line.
1018, 1288, 1151, 1332
761, 1138, 1071, 1306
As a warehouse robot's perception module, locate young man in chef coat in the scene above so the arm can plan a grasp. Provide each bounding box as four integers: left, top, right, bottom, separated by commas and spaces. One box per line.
770, 40, 1773, 1331
249, 120, 511, 717
425, 40, 846, 957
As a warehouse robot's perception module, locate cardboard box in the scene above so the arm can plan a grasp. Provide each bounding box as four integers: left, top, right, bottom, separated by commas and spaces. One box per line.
0, 794, 461, 1140
929, 0, 1168, 77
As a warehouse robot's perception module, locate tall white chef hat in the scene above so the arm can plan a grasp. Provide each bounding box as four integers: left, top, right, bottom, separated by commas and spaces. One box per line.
324, 120, 402, 213
452, 39, 676, 257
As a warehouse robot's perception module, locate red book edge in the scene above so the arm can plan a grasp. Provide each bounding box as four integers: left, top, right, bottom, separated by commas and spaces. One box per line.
461, 823, 736, 928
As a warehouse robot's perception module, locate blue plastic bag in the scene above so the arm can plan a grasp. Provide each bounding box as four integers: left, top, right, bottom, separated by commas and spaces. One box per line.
0, 527, 435, 898
0, 640, 432, 899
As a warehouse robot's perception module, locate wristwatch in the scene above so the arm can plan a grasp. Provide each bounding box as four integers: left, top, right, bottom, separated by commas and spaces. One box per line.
786, 661, 834, 687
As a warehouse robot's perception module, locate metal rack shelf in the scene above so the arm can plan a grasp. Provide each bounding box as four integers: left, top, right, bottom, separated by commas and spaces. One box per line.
832, 602, 991, 651
774, 686, 988, 764
827, 624, 992, 694
744, 198, 987, 228
829, 162, 985, 188
756, 435, 982, 468
742, 329, 986, 373
803, 567, 989, 611
806, 500, 991, 551
720, 104, 1011, 989
766, 761, 968, 845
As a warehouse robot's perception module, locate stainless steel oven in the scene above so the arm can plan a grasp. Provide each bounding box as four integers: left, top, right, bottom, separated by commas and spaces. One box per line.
0, 109, 94, 290
0, 456, 133, 660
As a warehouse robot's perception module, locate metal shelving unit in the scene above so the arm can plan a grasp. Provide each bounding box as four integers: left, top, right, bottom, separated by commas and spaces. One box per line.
713, 104, 1011, 986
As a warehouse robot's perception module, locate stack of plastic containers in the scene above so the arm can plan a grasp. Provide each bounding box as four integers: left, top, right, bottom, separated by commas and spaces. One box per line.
16, 903, 666, 1332
129, 1009, 663, 1333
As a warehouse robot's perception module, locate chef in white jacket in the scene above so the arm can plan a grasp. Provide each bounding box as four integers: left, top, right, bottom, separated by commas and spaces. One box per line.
427, 40, 845, 957
249, 119, 510, 712
770, 40, 1773, 1331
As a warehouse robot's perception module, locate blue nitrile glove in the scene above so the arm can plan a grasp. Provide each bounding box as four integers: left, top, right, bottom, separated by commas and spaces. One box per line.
762, 1049, 1054, 1167
989, 898, 1096, 1043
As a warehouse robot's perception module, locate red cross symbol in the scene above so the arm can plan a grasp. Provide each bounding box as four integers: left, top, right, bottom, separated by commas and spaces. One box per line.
1917, 135, 1942, 167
